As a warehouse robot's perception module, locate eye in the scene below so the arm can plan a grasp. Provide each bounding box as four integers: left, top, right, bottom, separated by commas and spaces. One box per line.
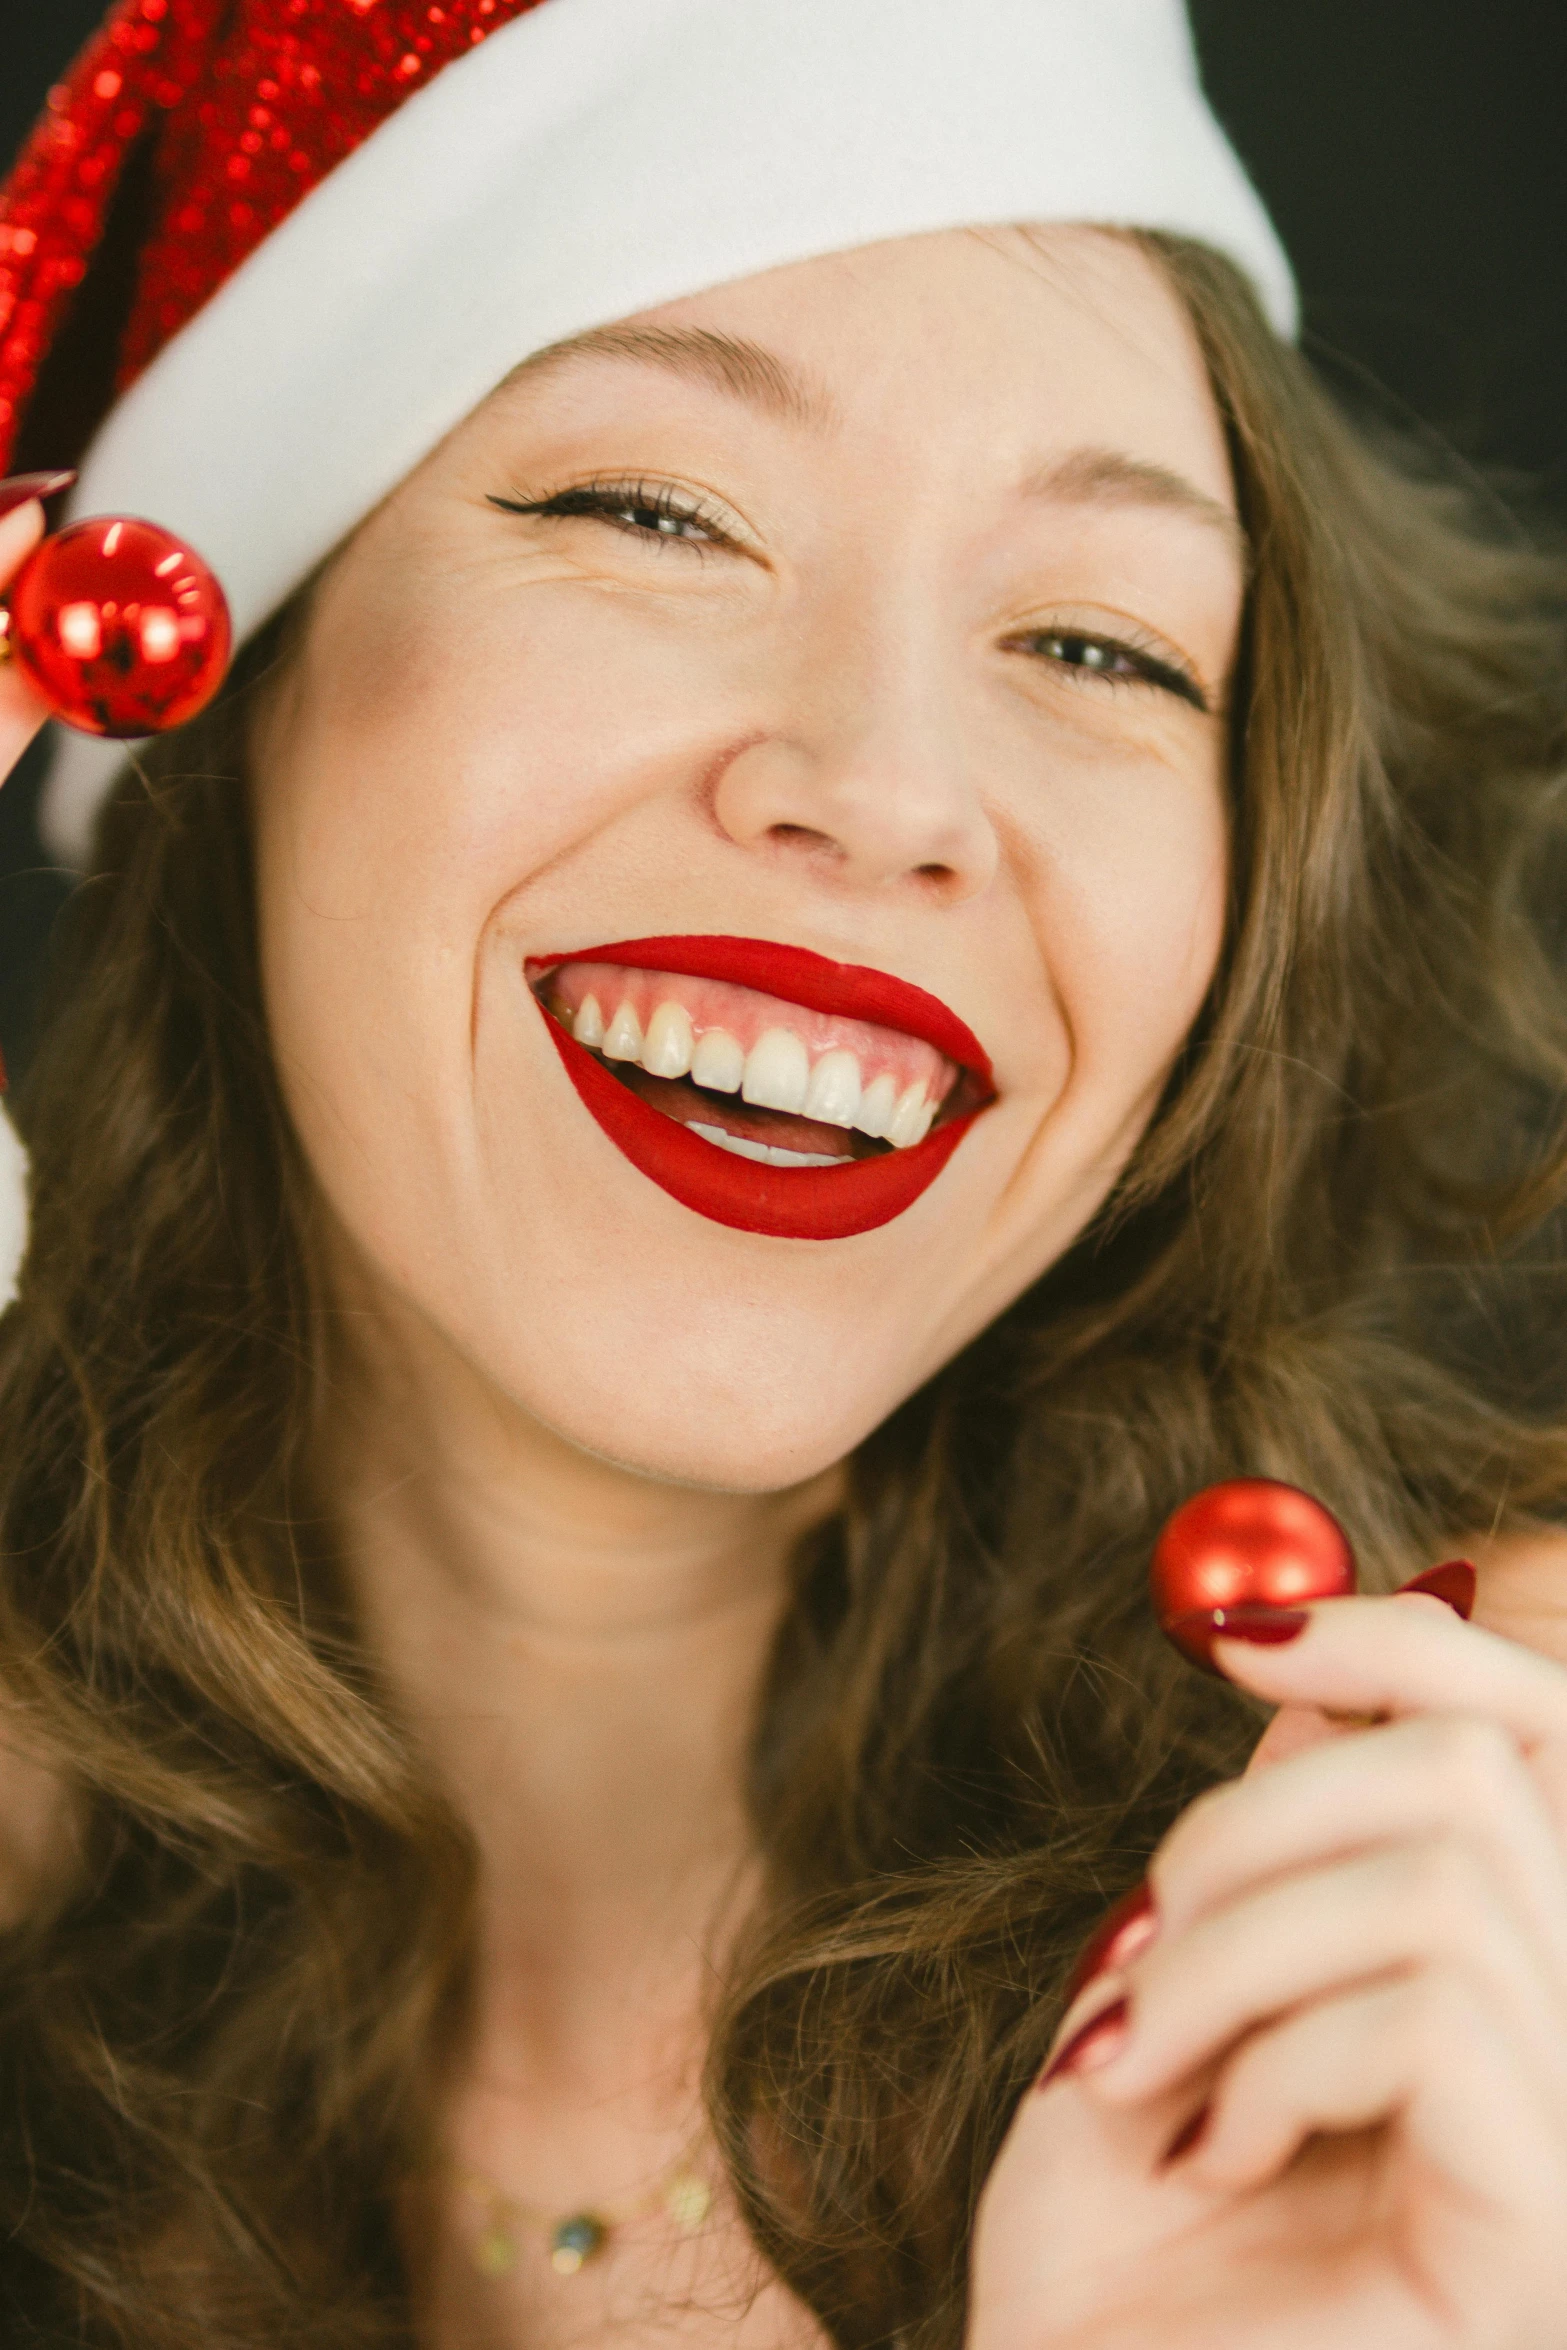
1016, 628, 1209, 713
489, 478, 732, 552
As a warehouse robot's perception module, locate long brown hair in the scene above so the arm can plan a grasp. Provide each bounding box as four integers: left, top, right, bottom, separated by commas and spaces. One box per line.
3, 234, 1566, 2348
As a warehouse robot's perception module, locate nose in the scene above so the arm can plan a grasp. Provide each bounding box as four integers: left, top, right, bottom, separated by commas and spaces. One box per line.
708, 607, 999, 903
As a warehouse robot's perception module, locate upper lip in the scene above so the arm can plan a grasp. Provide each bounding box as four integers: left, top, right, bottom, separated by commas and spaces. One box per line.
526, 934, 995, 1094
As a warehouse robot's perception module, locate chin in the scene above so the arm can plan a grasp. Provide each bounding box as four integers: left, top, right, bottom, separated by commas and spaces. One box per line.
545, 1408, 858, 1499
466, 1280, 932, 1495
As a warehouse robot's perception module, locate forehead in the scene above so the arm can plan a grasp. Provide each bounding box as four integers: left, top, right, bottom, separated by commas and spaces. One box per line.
494, 223, 1236, 517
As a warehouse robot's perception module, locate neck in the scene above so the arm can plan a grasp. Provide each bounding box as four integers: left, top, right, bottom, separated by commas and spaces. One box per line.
322, 1265, 840, 2127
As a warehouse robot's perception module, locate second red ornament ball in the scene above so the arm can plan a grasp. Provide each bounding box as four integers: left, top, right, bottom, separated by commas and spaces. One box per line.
1151, 1477, 1357, 1668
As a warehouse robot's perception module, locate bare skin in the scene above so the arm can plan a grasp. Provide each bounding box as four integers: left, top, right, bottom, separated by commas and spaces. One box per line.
331, 1277, 836, 2347
974, 1595, 1567, 2350
235, 225, 1242, 2342
4, 225, 1567, 2348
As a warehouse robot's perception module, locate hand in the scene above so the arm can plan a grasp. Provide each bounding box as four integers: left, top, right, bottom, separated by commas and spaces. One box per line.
969, 1592, 1567, 2350
0, 477, 66, 787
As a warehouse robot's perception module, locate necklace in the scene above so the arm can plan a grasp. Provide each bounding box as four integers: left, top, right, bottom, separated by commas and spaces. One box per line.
452, 2137, 714, 2278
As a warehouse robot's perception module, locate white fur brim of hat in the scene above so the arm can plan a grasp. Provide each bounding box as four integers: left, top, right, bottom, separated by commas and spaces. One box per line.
5, 0, 1292, 1316
41, 0, 1292, 864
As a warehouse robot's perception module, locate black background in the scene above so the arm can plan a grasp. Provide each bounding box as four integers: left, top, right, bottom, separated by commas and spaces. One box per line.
1, 0, 1565, 1079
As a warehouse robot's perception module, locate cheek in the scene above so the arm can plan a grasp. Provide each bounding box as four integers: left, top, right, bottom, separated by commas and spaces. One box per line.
248, 557, 757, 1314
268, 546, 736, 930
253, 573, 631, 1079
249, 591, 532, 1265
1036, 740, 1229, 1110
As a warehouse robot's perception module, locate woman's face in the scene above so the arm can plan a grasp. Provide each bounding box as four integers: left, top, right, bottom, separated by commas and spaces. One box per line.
253, 225, 1244, 1491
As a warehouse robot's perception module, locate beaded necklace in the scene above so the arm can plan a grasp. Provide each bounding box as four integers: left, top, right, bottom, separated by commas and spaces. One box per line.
452, 2139, 713, 2278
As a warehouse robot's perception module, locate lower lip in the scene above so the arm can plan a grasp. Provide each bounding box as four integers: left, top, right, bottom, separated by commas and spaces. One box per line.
541, 1013, 983, 1240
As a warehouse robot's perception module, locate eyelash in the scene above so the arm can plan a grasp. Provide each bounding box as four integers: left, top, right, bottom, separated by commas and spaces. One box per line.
1010, 628, 1209, 713
488, 481, 1209, 712
490, 477, 730, 551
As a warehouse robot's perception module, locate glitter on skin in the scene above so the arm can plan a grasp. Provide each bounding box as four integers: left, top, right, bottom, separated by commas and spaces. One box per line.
0, 0, 551, 472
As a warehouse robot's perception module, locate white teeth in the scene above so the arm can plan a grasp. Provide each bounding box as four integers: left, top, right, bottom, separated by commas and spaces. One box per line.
572, 993, 605, 1048
854, 1072, 898, 1139
886, 1082, 935, 1149
803, 1048, 862, 1129
602, 1001, 644, 1062
688, 1123, 842, 1170
741, 1027, 810, 1115
571, 980, 945, 1150
691, 1027, 745, 1094
642, 1000, 694, 1080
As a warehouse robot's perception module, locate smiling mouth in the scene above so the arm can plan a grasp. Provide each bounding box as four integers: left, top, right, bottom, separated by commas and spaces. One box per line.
526, 935, 994, 1240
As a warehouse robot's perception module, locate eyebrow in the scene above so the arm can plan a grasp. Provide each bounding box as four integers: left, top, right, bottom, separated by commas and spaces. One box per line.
505, 323, 842, 433
506, 332, 1244, 557
1023, 445, 1246, 559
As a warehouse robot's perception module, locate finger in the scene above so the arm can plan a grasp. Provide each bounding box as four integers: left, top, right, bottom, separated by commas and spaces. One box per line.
1093, 1834, 1567, 2109
0, 492, 48, 596
0, 498, 53, 777
1180, 1970, 1567, 2225
989, 2031, 1223, 2326
977, 2065, 1220, 2339
1019, 2068, 1202, 2209
1152, 1710, 1567, 1982
1212, 1594, 1567, 1773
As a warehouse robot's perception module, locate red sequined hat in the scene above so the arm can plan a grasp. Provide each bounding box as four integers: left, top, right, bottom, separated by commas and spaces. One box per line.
0, 0, 549, 476
0, 0, 1294, 870
0, 0, 1297, 1305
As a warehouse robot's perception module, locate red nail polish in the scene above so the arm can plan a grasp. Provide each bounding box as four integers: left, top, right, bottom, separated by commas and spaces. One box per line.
1395, 1560, 1475, 1621
1037, 1995, 1129, 2089
1063, 1880, 1158, 2007
1163, 1602, 1310, 1674
0, 471, 77, 524
1213, 1603, 1311, 1643
1162, 2103, 1210, 2165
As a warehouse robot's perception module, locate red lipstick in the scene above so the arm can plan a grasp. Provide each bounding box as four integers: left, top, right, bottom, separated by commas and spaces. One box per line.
532, 935, 993, 1241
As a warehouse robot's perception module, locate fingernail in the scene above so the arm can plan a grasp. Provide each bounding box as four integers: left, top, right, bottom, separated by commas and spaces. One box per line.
1213, 1603, 1311, 1644
1063, 1880, 1158, 2007
0, 470, 77, 523
1161, 2102, 1210, 2165
1164, 1602, 1310, 1674
1037, 1995, 1130, 2089
1395, 1560, 1475, 1621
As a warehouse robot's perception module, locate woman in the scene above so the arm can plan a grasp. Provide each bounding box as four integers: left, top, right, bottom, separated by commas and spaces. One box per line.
2, 3, 1567, 2345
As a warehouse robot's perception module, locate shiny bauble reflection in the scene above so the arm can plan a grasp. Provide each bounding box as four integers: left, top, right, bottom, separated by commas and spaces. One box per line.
1152, 1476, 1357, 1669
3, 516, 231, 737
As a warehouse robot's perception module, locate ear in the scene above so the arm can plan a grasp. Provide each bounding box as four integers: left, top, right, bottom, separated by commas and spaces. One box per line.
0, 1103, 28, 1310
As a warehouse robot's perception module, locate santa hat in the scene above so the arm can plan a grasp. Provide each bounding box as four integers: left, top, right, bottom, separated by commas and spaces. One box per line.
0, 0, 1294, 1304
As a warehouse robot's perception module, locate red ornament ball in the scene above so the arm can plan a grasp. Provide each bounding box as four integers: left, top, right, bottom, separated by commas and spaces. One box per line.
4, 516, 231, 738
1151, 1477, 1357, 1670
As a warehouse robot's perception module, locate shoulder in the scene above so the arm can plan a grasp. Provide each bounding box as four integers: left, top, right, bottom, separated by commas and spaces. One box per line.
1469, 1528, 1567, 1673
